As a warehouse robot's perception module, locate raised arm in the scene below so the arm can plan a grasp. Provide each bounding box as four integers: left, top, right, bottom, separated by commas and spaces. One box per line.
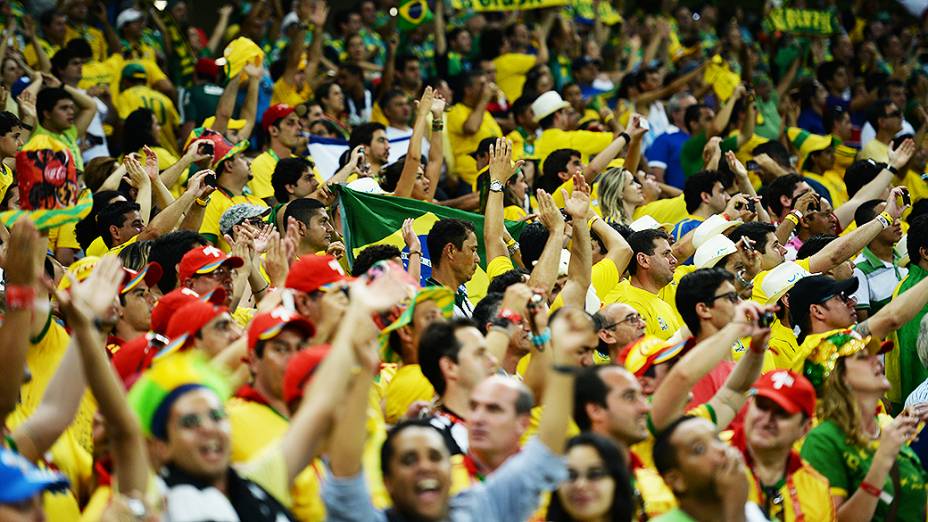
285, 263, 412, 483
305, 1, 329, 84
582, 130, 631, 184
591, 214, 633, 273
124, 156, 152, 224
463, 82, 495, 135
238, 64, 262, 141
537, 307, 588, 454
558, 174, 593, 309
736, 88, 756, 148
833, 139, 913, 228
423, 97, 445, 201
622, 116, 649, 176
138, 170, 214, 241
485, 138, 524, 260
707, 306, 771, 429
809, 187, 905, 274
0, 220, 40, 425
526, 190, 567, 293
433, 0, 447, 55
394, 87, 434, 198
708, 84, 745, 138
532, 24, 549, 65
859, 260, 928, 341
207, 5, 234, 54
211, 73, 243, 136
57, 256, 149, 495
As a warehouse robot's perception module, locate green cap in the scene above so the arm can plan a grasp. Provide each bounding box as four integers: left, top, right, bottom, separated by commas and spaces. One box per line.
121, 63, 147, 81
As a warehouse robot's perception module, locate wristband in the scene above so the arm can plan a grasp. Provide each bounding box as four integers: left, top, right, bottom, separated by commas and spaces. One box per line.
860, 481, 882, 498
5, 285, 35, 311
587, 216, 601, 229
497, 308, 524, 325
876, 211, 894, 229
618, 132, 631, 143
431, 120, 444, 131
784, 212, 800, 226
408, 250, 422, 257
531, 327, 551, 347
887, 165, 899, 175
507, 242, 520, 256
722, 212, 732, 221
195, 197, 210, 207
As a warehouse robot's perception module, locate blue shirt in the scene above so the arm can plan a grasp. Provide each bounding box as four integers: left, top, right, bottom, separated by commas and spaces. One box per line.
797, 108, 826, 135
646, 128, 690, 189
322, 437, 567, 522
671, 217, 703, 265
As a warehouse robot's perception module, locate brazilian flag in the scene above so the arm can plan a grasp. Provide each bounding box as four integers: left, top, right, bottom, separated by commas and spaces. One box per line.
337, 186, 524, 303
396, 0, 432, 31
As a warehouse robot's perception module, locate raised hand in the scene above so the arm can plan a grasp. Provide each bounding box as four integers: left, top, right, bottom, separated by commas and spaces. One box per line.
415, 86, 435, 120
326, 240, 346, 259
349, 261, 416, 313
549, 306, 596, 366
309, 0, 329, 27
141, 145, 160, 182
563, 173, 591, 221
430, 92, 447, 117
488, 138, 522, 182
884, 186, 909, 219
243, 62, 264, 81
535, 189, 565, 232
402, 218, 421, 252
2, 219, 39, 287
184, 139, 215, 164
58, 255, 124, 326
889, 138, 915, 171
263, 231, 289, 288
123, 155, 150, 188
725, 150, 748, 179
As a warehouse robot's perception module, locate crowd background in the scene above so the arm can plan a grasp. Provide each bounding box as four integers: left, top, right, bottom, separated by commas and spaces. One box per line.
3, 0, 928, 521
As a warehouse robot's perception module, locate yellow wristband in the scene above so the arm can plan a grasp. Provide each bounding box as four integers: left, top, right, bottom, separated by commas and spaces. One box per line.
587, 216, 601, 229
784, 213, 799, 226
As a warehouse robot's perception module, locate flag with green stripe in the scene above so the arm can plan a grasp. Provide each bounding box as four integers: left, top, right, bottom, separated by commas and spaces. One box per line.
337, 186, 524, 301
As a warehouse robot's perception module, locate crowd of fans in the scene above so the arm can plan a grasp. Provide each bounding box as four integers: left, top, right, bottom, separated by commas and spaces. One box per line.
4, 0, 928, 521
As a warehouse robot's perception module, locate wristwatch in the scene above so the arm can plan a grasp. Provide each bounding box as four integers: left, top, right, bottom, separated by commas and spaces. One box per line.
489, 179, 504, 193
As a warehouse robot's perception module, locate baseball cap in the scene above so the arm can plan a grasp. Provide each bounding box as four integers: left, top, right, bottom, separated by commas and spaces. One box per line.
159, 300, 230, 359
751, 370, 816, 418
620, 335, 688, 377
262, 103, 296, 133
759, 261, 811, 305
694, 235, 737, 269
202, 115, 246, 131
692, 214, 742, 249
282, 344, 331, 405
121, 262, 163, 295
121, 63, 147, 81
629, 215, 672, 232
0, 447, 69, 503
150, 287, 226, 335
178, 245, 245, 284
219, 204, 271, 237
285, 255, 346, 294
470, 137, 498, 158
194, 57, 219, 79
116, 7, 144, 30
111, 333, 172, 389
247, 307, 316, 353
788, 275, 859, 335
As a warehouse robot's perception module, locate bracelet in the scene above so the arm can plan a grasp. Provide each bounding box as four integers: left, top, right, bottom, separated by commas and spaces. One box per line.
587, 215, 601, 229
531, 327, 551, 347
497, 307, 524, 325
505, 237, 517, 247
860, 481, 882, 497
431, 120, 444, 131
876, 211, 894, 229
618, 132, 631, 143
5, 285, 35, 311
507, 242, 520, 256
195, 197, 210, 207
408, 250, 422, 257
784, 212, 800, 226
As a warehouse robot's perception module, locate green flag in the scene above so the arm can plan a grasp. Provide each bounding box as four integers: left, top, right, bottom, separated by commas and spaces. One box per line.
337, 186, 524, 300
395, 0, 433, 31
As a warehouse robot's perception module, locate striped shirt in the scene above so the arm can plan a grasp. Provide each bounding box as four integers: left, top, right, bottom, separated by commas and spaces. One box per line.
852, 247, 906, 315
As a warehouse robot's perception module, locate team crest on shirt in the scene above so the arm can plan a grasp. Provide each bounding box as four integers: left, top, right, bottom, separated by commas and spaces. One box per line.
657, 317, 668, 331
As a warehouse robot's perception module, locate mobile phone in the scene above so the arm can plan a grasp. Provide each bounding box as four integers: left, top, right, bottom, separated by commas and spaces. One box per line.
198, 142, 214, 156
746, 160, 759, 171
900, 187, 912, 207
203, 173, 218, 187
758, 311, 775, 328
746, 199, 756, 213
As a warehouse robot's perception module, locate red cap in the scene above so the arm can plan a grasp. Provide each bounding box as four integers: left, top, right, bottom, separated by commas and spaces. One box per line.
194, 57, 218, 79
261, 103, 295, 133
283, 344, 331, 405
165, 300, 228, 342
120, 262, 163, 295
285, 255, 346, 294
150, 287, 226, 335
247, 307, 316, 352
111, 334, 164, 389
178, 245, 244, 284
752, 370, 816, 418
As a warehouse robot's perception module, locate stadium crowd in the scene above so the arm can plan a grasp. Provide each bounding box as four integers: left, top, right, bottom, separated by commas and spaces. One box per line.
4, 0, 928, 521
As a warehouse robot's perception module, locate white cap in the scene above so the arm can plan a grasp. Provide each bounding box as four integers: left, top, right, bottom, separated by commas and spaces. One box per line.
760, 261, 812, 304
693, 214, 742, 249
694, 235, 737, 269
346, 177, 386, 195
531, 91, 571, 122
630, 215, 672, 232
116, 8, 145, 30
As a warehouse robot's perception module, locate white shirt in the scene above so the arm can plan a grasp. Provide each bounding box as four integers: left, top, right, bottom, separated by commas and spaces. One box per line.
859, 119, 916, 148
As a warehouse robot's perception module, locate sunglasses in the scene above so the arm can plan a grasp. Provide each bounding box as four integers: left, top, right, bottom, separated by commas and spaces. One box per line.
566, 467, 610, 483
884, 110, 902, 118
177, 408, 227, 430
822, 291, 854, 305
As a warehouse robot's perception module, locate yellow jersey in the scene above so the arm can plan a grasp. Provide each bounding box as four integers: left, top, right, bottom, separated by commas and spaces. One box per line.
447, 103, 502, 186
65, 24, 108, 63
604, 279, 682, 340
535, 128, 614, 171
493, 53, 536, 102
115, 85, 181, 156
199, 188, 269, 251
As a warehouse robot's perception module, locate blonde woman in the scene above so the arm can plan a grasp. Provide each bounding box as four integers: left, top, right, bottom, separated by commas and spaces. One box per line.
597, 167, 644, 225
800, 331, 928, 522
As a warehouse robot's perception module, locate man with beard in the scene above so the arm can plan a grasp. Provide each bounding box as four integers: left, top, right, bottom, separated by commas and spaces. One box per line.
199, 136, 268, 251
731, 370, 834, 521
282, 198, 343, 259
349, 122, 390, 180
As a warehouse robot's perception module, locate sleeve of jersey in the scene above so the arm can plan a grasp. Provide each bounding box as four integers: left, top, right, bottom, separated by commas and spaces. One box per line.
799, 426, 850, 498
591, 259, 620, 300
240, 443, 292, 507
646, 136, 669, 169
487, 255, 515, 281
199, 199, 223, 237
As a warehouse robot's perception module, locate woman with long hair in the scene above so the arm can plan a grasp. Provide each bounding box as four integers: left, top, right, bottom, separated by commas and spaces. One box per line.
547, 433, 634, 522
800, 331, 928, 522
597, 168, 644, 225
316, 81, 351, 139
121, 108, 179, 171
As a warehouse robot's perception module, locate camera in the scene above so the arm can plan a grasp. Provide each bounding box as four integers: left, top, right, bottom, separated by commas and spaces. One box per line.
198, 142, 214, 156
758, 311, 775, 328
203, 173, 218, 187
900, 187, 911, 207
746, 199, 756, 213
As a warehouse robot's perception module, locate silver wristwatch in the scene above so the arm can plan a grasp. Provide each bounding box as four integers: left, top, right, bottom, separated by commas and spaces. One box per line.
489, 180, 504, 193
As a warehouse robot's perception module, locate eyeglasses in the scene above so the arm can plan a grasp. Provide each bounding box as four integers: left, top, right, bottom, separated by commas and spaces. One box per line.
710, 291, 741, 304
195, 266, 233, 280
566, 467, 611, 483
884, 110, 902, 118
822, 291, 855, 305
601, 313, 644, 330
177, 408, 227, 430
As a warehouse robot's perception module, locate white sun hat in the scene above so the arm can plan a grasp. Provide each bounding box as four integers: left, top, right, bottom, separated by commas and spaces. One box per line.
760, 261, 812, 305
531, 91, 571, 122
692, 214, 742, 249
694, 235, 738, 269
